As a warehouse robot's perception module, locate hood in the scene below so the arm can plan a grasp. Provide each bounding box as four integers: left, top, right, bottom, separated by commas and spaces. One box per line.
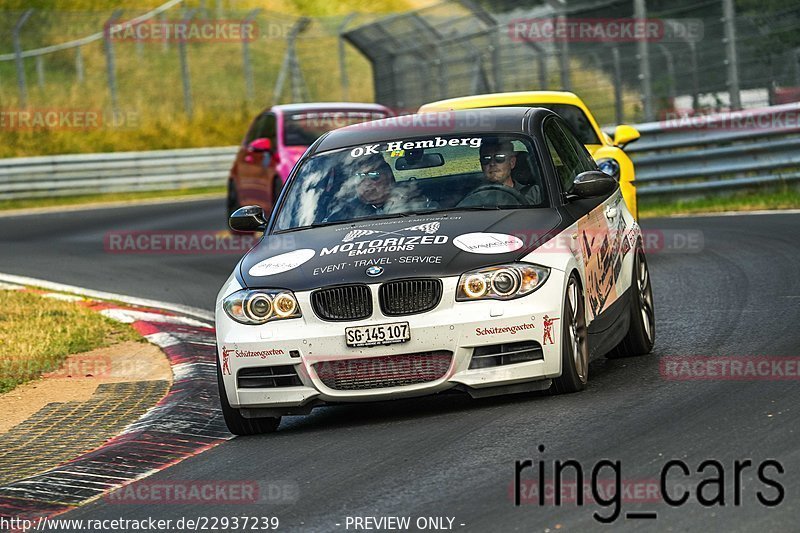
239, 210, 564, 291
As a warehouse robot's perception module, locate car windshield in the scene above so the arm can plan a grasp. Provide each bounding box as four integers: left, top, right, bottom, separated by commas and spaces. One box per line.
274, 134, 548, 232
283, 110, 389, 146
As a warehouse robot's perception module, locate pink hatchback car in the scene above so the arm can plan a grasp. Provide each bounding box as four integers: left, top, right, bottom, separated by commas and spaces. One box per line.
227, 102, 391, 217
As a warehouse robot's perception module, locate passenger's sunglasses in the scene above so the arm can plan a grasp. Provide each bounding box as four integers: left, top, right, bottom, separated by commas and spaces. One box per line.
353, 170, 384, 181
480, 154, 511, 165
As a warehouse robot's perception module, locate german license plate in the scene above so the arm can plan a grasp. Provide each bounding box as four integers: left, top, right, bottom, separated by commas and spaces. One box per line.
345, 322, 411, 347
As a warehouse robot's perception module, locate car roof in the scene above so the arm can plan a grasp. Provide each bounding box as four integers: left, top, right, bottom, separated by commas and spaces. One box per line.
419, 91, 586, 112
313, 107, 553, 153
271, 102, 391, 114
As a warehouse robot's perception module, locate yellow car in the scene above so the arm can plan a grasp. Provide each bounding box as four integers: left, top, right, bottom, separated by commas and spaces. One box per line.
418, 91, 641, 218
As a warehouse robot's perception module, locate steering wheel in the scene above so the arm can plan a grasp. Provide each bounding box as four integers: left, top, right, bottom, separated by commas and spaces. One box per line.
459, 184, 529, 206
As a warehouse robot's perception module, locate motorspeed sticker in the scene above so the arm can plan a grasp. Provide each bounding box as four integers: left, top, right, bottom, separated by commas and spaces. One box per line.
453, 233, 524, 254
248, 248, 315, 276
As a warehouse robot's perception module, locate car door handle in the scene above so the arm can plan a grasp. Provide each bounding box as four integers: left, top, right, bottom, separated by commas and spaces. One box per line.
605, 206, 618, 219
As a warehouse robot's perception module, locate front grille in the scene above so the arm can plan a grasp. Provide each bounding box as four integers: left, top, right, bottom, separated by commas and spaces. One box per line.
314, 351, 452, 390
379, 279, 443, 316
469, 341, 543, 369
311, 284, 372, 321
237, 365, 303, 388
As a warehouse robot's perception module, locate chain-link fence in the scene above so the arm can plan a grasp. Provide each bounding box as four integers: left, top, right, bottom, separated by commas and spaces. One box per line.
344, 0, 800, 126
1, 0, 798, 149
0, 3, 377, 135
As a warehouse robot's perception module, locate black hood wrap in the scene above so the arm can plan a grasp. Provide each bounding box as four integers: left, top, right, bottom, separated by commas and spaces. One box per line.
239, 210, 565, 291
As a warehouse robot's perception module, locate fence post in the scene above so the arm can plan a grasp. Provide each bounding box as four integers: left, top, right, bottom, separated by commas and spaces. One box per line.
35, 55, 45, 89
657, 45, 676, 103
634, 0, 654, 121
178, 9, 196, 119
104, 10, 124, 117
161, 11, 170, 52
612, 46, 624, 124
338, 14, 358, 101
557, 12, 571, 91
722, 0, 741, 110
242, 9, 261, 102
13, 9, 34, 107
75, 46, 85, 83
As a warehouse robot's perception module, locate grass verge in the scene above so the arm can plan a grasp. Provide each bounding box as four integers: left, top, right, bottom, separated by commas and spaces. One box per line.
0, 186, 225, 212
639, 187, 800, 218
0, 290, 141, 394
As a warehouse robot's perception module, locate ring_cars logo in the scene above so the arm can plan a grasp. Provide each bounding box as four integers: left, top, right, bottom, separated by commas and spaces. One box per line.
322, 222, 447, 256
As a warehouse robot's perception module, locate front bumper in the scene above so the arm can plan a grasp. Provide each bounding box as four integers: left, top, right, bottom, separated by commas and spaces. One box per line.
216, 272, 566, 412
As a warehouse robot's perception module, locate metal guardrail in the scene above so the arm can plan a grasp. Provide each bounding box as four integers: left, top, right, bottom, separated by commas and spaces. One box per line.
0, 146, 237, 201
1, 104, 799, 202
625, 102, 800, 197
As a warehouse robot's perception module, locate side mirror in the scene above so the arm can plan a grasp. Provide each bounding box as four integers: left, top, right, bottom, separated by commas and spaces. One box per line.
613, 125, 640, 149
229, 205, 267, 232
567, 171, 618, 200
247, 138, 272, 153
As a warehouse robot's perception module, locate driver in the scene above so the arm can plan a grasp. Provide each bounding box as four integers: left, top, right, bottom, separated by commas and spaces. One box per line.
461, 138, 541, 206
326, 154, 432, 221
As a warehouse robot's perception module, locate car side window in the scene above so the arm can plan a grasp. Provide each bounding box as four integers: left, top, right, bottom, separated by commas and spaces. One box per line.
244, 113, 277, 145
557, 121, 597, 174
544, 118, 584, 193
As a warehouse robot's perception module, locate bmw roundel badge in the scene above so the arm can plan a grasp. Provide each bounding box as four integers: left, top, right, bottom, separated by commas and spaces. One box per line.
366, 266, 384, 277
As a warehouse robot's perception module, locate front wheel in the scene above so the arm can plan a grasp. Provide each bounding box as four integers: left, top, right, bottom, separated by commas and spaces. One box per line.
607, 245, 655, 358
550, 273, 589, 394
216, 356, 280, 435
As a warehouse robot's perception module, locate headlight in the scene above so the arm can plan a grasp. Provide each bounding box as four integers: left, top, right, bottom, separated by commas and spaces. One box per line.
456, 263, 550, 301
597, 158, 620, 179
223, 289, 301, 324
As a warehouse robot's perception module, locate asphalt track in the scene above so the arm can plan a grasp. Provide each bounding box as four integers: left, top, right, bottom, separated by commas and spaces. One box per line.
1, 199, 798, 531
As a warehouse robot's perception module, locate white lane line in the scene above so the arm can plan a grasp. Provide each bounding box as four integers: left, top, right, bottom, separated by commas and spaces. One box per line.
100, 308, 211, 328
0, 281, 24, 290
0, 193, 224, 218
41, 292, 85, 302
0, 272, 214, 322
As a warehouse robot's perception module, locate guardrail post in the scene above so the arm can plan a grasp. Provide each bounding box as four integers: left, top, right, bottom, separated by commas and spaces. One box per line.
13, 9, 34, 107
103, 10, 123, 117
338, 13, 358, 101
612, 46, 624, 124
178, 9, 196, 119
634, 0, 654, 121
242, 9, 261, 102
75, 46, 85, 83
722, 0, 741, 110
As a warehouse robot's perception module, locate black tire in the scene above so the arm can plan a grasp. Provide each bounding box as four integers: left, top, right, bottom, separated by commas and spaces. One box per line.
216, 355, 280, 436
607, 244, 655, 358
226, 180, 239, 218
550, 273, 590, 394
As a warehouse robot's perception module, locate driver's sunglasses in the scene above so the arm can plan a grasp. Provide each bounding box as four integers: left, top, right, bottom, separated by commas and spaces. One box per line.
480, 153, 511, 165
353, 170, 384, 181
